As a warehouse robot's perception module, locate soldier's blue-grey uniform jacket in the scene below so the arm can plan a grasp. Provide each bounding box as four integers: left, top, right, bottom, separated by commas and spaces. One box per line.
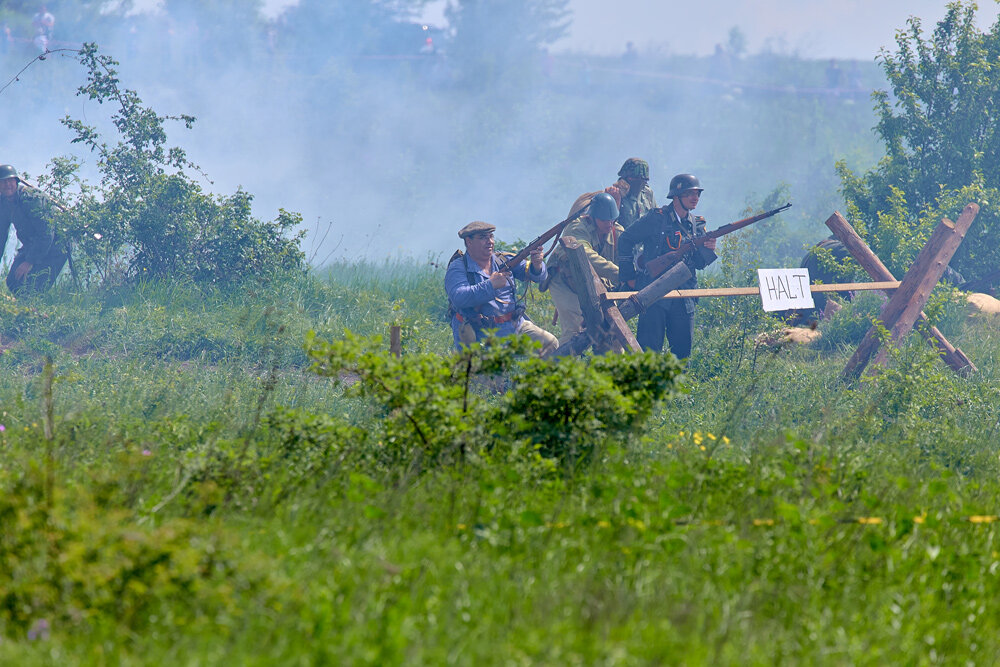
0, 183, 59, 263
445, 251, 547, 348
618, 205, 716, 314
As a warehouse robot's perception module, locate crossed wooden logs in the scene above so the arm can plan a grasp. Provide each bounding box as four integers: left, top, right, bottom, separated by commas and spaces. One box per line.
829, 205, 978, 379
552, 204, 979, 382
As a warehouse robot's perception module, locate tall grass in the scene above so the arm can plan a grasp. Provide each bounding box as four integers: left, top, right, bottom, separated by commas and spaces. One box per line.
0, 261, 998, 663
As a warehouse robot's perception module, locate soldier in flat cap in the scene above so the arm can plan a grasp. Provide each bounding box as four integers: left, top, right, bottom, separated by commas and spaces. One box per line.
616, 158, 657, 230
445, 221, 558, 355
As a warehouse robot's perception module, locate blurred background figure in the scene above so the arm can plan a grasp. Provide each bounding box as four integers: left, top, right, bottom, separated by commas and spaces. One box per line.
32, 4, 55, 39
621, 40, 637, 67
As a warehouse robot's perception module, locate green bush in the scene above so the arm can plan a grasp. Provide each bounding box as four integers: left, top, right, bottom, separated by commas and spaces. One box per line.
303, 331, 684, 467
43, 44, 305, 287
0, 460, 281, 640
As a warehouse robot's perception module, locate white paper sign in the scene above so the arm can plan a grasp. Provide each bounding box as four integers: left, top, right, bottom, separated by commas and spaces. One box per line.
757, 268, 815, 312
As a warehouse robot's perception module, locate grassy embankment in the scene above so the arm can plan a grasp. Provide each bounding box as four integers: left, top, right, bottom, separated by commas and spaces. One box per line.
0, 259, 999, 664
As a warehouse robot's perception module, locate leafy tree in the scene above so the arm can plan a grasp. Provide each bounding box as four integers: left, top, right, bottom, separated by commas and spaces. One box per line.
44, 44, 304, 287
837, 1, 1000, 282
727, 26, 747, 59
444, 0, 570, 87
282, 0, 431, 62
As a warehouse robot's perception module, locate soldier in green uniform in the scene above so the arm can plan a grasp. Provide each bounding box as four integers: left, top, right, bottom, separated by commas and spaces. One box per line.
0, 164, 68, 295
616, 157, 657, 230
618, 173, 717, 358
546, 192, 623, 345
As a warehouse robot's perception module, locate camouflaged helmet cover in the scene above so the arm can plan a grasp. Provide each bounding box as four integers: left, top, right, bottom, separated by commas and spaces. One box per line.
0, 165, 18, 181
458, 220, 496, 239
617, 158, 649, 180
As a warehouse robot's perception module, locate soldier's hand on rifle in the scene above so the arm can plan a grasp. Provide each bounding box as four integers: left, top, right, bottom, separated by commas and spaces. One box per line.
529, 247, 544, 272
703, 238, 717, 251
489, 271, 511, 289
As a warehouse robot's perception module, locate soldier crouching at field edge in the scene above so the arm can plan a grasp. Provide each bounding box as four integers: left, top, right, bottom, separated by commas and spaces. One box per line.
445, 221, 558, 356
618, 173, 717, 358
545, 192, 624, 345
0, 164, 68, 295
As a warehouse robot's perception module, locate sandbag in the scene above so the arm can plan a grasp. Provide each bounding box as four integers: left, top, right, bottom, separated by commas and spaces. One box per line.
967, 292, 1000, 316
755, 327, 822, 348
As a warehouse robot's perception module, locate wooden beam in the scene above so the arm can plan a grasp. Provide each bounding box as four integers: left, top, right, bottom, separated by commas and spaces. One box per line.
390, 325, 401, 358
604, 281, 901, 301
840, 204, 979, 380
616, 262, 693, 321
826, 211, 976, 376
604, 304, 641, 352
554, 237, 638, 355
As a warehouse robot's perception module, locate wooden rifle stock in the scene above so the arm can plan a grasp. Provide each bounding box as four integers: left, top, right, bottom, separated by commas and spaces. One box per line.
642, 203, 792, 278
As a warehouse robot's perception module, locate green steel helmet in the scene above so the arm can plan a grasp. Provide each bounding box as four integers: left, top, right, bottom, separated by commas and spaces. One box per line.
0, 165, 18, 181
617, 157, 649, 180
667, 173, 703, 198
589, 192, 619, 221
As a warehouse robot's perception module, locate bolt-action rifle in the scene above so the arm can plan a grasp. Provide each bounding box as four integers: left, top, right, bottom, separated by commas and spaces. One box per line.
499, 182, 629, 273
639, 202, 792, 279
497, 210, 581, 273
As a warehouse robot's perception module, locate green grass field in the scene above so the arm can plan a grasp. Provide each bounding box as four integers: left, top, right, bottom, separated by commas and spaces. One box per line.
0, 262, 998, 665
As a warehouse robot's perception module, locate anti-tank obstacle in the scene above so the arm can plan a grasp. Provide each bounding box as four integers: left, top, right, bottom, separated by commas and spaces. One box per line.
553, 205, 980, 380
828, 205, 978, 379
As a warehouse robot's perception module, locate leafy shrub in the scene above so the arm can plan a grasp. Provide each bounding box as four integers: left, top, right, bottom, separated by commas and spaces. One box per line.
302, 331, 684, 468
0, 460, 280, 640
815, 290, 886, 350
499, 351, 684, 461
41, 44, 305, 287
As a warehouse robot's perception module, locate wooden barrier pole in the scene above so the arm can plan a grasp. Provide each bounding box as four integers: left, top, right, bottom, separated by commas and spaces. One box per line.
603, 281, 901, 301
838, 204, 978, 379
390, 325, 402, 358
553, 238, 640, 356
616, 262, 693, 321
825, 211, 976, 376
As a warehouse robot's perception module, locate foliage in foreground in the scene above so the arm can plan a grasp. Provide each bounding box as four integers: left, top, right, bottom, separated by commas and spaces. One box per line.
0, 260, 997, 662
304, 330, 684, 467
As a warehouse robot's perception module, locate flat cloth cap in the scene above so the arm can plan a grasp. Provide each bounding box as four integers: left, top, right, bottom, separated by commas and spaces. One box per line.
458, 221, 496, 239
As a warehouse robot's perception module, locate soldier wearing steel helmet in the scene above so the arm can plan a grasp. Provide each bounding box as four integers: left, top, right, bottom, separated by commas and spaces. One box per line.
617, 173, 717, 358
545, 192, 624, 345
445, 221, 558, 355
615, 158, 657, 230
0, 164, 68, 295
